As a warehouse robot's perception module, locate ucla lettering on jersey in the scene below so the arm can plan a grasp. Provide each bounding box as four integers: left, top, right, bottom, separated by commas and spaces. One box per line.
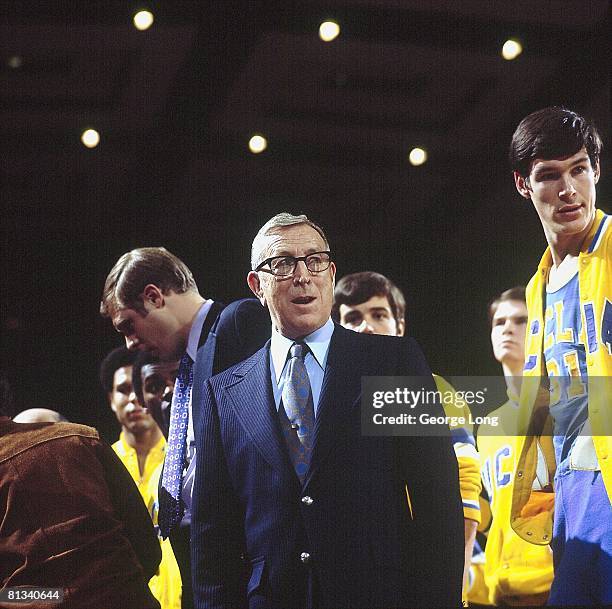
481, 444, 513, 509
544, 270, 589, 467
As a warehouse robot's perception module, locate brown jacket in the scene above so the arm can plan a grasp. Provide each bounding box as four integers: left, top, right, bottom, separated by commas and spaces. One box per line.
0, 418, 161, 609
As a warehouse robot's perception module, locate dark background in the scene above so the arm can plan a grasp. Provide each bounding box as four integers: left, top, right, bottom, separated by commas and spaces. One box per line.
1, 1, 609, 441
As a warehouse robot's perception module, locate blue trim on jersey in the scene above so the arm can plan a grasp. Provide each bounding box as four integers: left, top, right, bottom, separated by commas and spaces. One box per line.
524, 355, 538, 371
450, 427, 475, 446
604, 299, 612, 355
583, 303, 597, 353
531, 319, 540, 335
588, 215, 608, 253
462, 499, 480, 511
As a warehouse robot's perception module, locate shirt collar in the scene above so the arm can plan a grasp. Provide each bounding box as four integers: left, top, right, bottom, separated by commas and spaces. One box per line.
270, 317, 334, 383
118, 431, 166, 454
186, 300, 213, 360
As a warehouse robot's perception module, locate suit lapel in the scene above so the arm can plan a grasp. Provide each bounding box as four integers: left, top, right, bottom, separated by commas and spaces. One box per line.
225, 346, 291, 476
305, 326, 362, 487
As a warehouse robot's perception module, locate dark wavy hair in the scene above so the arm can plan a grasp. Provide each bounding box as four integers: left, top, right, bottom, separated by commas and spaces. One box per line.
510, 106, 602, 177
99, 346, 137, 395
332, 271, 405, 325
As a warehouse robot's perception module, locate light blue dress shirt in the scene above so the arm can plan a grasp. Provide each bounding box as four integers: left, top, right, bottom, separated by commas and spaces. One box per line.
269, 317, 334, 416
181, 299, 213, 525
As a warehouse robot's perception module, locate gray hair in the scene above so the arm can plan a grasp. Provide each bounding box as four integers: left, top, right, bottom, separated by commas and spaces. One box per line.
250, 212, 330, 270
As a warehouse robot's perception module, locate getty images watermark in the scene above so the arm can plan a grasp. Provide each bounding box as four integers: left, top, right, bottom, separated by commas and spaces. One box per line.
361, 376, 611, 437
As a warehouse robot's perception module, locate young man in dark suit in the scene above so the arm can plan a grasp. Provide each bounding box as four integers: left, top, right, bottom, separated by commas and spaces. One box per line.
191, 214, 464, 609
100, 247, 270, 609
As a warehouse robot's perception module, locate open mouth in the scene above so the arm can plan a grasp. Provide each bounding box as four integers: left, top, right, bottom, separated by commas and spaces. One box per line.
292, 296, 316, 305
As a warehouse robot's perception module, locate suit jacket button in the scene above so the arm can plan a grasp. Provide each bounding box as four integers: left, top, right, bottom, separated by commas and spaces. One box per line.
300, 552, 311, 564
301, 496, 314, 506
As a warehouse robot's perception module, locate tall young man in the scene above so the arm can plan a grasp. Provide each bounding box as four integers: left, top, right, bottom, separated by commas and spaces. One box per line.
509, 107, 611, 606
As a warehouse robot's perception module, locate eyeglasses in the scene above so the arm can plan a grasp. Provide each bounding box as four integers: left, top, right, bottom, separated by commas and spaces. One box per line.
255, 251, 332, 277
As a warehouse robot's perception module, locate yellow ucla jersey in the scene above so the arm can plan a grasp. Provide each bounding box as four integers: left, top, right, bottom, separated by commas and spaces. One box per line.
511, 210, 612, 544
434, 375, 482, 523
476, 400, 554, 606
147, 463, 182, 609
113, 435, 182, 609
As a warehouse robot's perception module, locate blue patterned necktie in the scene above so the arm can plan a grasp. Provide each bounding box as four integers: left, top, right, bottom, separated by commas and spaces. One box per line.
158, 352, 193, 537
280, 342, 315, 483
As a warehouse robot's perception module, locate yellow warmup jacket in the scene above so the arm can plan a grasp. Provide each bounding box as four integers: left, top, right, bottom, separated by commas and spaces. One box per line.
477, 399, 553, 606
434, 375, 482, 524
113, 434, 182, 609
511, 209, 612, 544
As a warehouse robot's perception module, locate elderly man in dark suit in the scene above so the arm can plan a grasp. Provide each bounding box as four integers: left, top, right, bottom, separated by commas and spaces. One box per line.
191, 213, 464, 609
100, 247, 270, 609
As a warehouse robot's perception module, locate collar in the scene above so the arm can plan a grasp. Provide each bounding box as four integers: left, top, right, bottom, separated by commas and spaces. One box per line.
187, 300, 213, 360
537, 208, 608, 273
118, 431, 166, 455
270, 317, 334, 383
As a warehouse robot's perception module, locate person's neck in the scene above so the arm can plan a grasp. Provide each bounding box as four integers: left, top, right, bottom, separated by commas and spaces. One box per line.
171, 291, 206, 347
544, 218, 594, 267
501, 360, 523, 397
123, 425, 163, 455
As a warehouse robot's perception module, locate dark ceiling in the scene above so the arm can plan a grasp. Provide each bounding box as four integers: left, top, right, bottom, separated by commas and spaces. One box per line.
1, 1, 609, 437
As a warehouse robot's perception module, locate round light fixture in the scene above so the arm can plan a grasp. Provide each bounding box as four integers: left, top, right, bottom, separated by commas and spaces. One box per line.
133, 10, 154, 31
319, 21, 340, 42
81, 129, 100, 148
248, 134, 268, 154
409, 147, 427, 166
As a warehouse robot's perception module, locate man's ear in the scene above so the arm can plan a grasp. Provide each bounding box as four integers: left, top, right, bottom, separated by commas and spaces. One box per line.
142, 284, 164, 308
247, 271, 266, 305
514, 171, 532, 199
593, 160, 600, 184
109, 394, 117, 412
396, 317, 405, 337
329, 261, 336, 288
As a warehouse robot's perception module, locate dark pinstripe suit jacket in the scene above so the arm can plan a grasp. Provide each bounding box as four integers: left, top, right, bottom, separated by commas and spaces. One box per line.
191, 324, 464, 609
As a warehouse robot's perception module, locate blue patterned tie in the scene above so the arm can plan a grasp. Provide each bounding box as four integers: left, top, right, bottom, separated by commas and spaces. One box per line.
158, 352, 193, 537
280, 342, 315, 483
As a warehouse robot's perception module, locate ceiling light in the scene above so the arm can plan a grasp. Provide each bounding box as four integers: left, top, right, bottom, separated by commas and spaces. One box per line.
248, 135, 268, 154
502, 39, 522, 61
319, 21, 340, 42
81, 129, 100, 148
133, 10, 154, 31
7, 56, 22, 69
409, 148, 427, 166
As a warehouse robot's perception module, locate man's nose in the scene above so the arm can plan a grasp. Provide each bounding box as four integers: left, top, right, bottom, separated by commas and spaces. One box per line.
356, 320, 374, 334
292, 260, 311, 284
559, 176, 577, 200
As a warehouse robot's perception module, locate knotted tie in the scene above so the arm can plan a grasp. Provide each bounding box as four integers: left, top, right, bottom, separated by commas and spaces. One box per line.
280, 342, 315, 483
158, 352, 193, 537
